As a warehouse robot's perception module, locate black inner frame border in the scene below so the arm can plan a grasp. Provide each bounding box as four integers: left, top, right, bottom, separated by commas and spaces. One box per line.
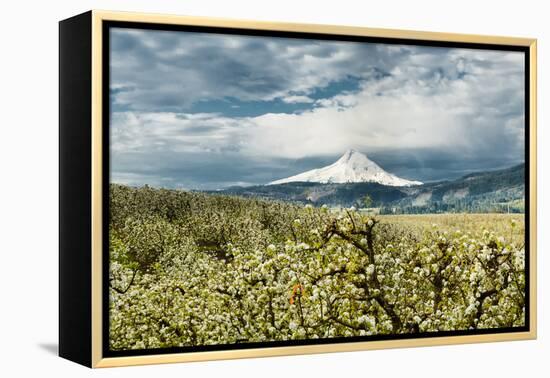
101, 20, 531, 358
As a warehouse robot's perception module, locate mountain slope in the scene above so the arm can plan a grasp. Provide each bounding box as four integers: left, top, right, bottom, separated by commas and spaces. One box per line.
391, 163, 525, 211
218, 163, 525, 213
269, 149, 422, 186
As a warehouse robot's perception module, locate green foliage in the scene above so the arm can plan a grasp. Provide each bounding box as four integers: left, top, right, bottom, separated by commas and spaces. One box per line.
109, 184, 525, 350
363, 194, 373, 209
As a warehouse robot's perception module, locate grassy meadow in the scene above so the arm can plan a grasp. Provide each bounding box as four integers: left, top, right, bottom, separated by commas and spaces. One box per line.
378, 214, 525, 245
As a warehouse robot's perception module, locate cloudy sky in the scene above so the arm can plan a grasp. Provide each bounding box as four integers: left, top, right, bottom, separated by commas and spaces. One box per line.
109, 27, 525, 190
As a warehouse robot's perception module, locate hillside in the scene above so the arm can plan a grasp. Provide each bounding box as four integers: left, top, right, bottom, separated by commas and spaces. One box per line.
218, 163, 525, 213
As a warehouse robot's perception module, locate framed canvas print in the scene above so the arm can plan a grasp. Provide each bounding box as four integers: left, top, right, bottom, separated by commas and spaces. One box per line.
59, 10, 537, 368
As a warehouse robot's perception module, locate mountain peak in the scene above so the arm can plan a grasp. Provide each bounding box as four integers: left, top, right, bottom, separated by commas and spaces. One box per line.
338, 149, 369, 164
269, 149, 422, 187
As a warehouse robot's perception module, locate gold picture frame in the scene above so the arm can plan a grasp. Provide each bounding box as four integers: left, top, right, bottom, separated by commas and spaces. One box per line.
59, 10, 537, 368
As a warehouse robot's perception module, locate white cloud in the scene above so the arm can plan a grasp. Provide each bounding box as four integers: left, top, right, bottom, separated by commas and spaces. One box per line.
242, 48, 524, 159
111, 111, 255, 155
281, 95, 315, 104
112, 44, 524, 162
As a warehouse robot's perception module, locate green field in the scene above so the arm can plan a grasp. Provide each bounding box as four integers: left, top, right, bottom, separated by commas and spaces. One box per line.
378, 213, 525, 245
109, 184, 526, 350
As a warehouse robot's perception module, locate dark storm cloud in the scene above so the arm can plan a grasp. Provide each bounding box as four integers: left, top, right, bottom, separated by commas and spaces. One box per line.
369, 148, 524, 183
111, 150, 319, 189
110, 28, 410, 113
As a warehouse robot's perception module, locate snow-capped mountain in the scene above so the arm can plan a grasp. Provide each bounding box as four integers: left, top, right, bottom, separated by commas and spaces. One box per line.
269, 149, 422, 187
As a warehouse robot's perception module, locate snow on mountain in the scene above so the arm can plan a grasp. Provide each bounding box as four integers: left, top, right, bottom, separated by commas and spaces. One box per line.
268, 149, 422, 187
